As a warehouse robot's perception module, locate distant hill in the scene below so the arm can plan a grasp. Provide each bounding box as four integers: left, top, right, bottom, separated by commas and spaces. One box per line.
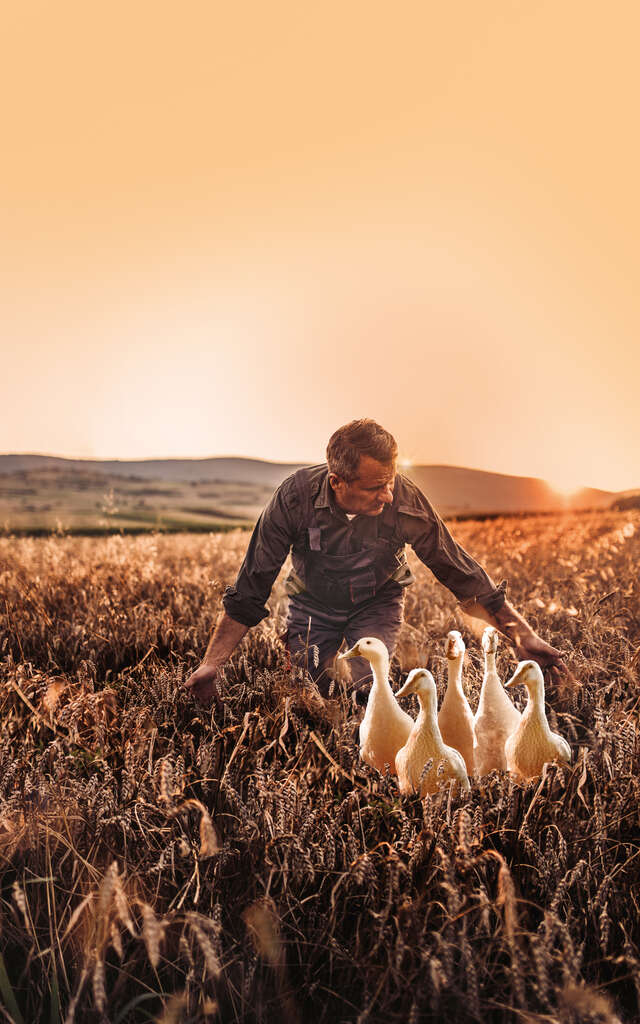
403, 464, 613, 516
0, 454, 305, 488
611, 490, 640, 511
0, 453, 622, 534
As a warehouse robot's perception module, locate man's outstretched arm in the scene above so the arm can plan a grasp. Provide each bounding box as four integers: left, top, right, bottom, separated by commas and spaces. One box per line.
183, 612, 249, 706
399, 483, 567, 676
183, 475, 300, 706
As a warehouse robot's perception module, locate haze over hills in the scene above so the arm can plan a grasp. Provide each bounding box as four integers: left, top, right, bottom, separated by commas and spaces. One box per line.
0, 453, 624, 534
0, 454, 305, 488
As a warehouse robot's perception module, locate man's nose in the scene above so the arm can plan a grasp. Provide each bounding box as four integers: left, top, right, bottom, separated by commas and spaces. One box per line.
378, 483, 394, 503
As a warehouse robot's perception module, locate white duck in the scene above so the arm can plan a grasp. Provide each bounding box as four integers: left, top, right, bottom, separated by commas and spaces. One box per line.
473, 626, 521, 775
338, 637, 413, 774
395, 669, 470, 796
437, 630, 475, 777
504, 661, 571, 779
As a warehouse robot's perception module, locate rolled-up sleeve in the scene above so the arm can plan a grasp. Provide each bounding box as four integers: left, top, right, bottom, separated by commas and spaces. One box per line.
398, 483, 507, 614
222, 477, 299, 627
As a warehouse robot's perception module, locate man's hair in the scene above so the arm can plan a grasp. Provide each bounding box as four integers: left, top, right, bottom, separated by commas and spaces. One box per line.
326, 419, 398, 482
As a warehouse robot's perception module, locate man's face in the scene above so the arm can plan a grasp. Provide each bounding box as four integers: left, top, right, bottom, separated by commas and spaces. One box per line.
329, 455, 396, 516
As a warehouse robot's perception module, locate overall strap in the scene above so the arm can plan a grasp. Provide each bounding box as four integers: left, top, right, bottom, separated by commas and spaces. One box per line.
292, 468, 322, 550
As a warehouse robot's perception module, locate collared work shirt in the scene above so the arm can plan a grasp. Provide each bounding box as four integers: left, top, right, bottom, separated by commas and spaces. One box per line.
223, 465, 506, 627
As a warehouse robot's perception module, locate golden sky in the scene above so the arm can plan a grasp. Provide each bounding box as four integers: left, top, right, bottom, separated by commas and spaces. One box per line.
2, 1, 639, 491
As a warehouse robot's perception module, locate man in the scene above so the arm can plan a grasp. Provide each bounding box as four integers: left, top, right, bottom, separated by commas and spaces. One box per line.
185, 419, 563, 705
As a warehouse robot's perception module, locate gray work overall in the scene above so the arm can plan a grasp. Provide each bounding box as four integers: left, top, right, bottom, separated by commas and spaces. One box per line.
284, 468, 413, 694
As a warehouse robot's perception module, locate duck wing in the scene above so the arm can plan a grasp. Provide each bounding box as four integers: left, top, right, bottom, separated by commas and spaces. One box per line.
444, 745, 471, 791
552, 732, 572, 763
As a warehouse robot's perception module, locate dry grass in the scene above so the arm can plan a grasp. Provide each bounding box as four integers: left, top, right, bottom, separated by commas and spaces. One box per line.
0, 509, 638, 1023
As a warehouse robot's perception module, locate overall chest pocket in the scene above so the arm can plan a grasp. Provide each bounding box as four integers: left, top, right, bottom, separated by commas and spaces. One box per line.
304, 537, 403, 608
305, 550, 375, 607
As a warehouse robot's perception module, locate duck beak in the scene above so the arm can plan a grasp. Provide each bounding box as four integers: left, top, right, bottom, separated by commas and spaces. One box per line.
395, 679, 413, 698
339, 643, 360, 661
446, 636, 464, 659
482, 628, 498, 653
504, 668, 522, 689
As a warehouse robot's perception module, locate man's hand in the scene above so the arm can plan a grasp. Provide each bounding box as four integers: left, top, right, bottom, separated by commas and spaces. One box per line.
514, 631, 562, 669
183, 663, 221, 708
517, 634, 575, 689
507, 623, 575, 688
182, 613, 249, 708
512, 626, 557, 667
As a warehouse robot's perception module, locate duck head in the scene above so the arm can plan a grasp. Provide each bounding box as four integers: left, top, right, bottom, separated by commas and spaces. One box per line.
482, 626, 499, 655
396, 668, 437, 709
504, 660, 545, 699
339, 636, 389, 663
445, 630, 465, 660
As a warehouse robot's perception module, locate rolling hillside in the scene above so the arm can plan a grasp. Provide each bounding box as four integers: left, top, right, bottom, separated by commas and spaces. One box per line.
0, 453, 619, 533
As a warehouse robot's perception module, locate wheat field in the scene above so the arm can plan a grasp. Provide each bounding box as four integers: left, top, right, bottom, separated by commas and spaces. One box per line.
0, 509, 638, 1023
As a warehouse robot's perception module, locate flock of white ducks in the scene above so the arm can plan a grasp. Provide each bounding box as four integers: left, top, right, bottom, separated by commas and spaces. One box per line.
340, 628, 571, 793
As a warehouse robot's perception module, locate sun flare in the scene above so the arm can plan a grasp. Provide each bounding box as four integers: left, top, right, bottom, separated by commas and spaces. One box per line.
545, 475, 582, 499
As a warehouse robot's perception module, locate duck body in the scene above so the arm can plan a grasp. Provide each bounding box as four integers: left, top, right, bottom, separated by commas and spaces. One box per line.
504, 661, 571, 779
473, 627, 521, 775
339, 637, 413, 774
395, 669, 470, 796
437, 630, 475, 777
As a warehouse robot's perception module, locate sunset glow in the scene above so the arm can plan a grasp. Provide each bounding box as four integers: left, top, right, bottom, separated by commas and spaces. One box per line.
545, 477, 582, 500
1, 3, 639, 493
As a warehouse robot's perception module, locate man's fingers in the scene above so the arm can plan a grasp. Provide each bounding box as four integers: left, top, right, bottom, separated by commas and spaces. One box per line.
180, 666, 222, 710
183, 675, 205, 691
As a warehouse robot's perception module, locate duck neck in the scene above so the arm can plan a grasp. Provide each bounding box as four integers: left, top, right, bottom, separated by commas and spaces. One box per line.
417, 692, 444, 744
447, 655, 465, 695
523, 684, 547, 724
484, 651, 497, 676
369, 651, 393, 699
482, 652, 502, 694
